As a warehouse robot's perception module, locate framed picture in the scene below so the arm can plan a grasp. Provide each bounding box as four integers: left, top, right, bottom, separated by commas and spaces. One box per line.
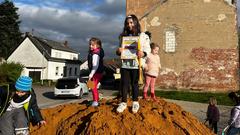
121, 36, 139, 59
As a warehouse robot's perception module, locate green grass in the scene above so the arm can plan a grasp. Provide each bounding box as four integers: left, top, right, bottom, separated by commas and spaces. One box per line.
113, 89, 236, 106
154, 90, 235, 106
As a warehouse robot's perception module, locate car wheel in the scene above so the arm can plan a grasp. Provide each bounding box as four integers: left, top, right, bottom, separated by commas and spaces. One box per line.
78, 88, 83, 99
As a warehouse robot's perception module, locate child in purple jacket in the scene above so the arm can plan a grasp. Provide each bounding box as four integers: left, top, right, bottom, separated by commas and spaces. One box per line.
206, 97, 220, 134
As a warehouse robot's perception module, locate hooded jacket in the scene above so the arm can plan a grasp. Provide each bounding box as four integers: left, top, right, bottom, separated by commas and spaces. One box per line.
88, 48, 104, 74
0, 87, 43, 125
229, 103, 240, 128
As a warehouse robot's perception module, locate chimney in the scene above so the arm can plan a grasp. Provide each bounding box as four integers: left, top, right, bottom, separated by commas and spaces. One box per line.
64, 40, 68, 47
25, 32, 30, 36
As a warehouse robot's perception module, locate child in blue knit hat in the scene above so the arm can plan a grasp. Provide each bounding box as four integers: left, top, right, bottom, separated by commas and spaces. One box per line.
0, 76, 46, 135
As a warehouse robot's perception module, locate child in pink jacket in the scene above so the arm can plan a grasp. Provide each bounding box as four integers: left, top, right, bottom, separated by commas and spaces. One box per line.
143, 43, 161, 101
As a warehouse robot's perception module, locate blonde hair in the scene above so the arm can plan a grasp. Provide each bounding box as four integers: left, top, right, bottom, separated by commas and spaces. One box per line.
209, 97, 217, 105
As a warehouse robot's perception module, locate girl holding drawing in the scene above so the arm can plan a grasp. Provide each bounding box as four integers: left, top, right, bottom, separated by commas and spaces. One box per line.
116, 14, 151, 113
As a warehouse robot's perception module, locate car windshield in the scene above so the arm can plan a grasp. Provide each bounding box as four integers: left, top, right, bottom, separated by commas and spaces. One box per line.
56, 79, 78, 89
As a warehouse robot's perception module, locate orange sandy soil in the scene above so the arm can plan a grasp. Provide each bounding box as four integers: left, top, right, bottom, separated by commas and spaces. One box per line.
30, 98, 214, 135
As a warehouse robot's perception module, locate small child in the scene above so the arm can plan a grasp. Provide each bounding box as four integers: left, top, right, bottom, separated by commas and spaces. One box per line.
143, 43, 161, 101
206, 97, 220, 134
88, 37, 104, 107
0, 76, 46, 135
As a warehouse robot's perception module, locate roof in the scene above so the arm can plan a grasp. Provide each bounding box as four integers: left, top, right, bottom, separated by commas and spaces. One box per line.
25, 33, 81, 64
103, 59, 121, 72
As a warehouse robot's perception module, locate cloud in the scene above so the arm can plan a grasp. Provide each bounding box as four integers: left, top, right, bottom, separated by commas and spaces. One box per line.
14, 0, 126, 59
94, 0, 125, 16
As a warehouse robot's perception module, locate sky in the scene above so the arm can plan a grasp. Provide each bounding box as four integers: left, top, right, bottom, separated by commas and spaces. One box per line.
1, 0, 239, 59
1, 0, 126, 59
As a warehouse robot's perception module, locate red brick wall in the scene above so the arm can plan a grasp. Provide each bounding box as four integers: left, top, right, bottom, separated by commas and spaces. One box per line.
127, 0, 239, 91
157, 47, 238, 91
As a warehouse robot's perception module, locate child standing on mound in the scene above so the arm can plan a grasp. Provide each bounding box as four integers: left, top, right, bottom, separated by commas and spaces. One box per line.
88, 37, 104, 107
116, 14, 151, 113
143, 43, 161, 101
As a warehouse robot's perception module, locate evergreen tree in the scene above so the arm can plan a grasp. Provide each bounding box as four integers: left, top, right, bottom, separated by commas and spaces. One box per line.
0, 0, 22, 59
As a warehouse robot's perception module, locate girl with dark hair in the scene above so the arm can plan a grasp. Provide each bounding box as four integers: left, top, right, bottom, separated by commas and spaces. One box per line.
116, 14, 151, 113
88, 37, 104, 107
227, 92, 240, 135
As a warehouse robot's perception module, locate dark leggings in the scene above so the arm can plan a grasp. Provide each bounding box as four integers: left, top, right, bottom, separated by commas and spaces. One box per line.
209, 120, 218, 134
120, 68, 139, 102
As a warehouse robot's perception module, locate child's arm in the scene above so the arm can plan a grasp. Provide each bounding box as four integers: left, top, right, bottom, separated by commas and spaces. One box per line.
89, 54, 100, 80
29, 89, 46, 126
159, 56, 161, 69
228, 107, 240, 125
140, 33, 151, 57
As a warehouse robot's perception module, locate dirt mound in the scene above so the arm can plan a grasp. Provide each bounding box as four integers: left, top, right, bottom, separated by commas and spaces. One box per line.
30, 98, 213, 135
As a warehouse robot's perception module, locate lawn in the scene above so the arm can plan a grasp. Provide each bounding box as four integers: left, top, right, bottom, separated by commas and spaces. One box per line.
154, 89, 235, 106
113, 89, 236, 106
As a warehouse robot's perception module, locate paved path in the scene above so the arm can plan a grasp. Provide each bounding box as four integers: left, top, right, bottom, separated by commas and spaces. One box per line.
166, 99, 232, 135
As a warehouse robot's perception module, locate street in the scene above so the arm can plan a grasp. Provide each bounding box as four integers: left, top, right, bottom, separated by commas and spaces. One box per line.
33, 85, 117, 109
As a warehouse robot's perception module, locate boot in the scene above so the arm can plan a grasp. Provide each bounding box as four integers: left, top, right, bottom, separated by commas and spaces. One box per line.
151, 93, 158, 102
143, 92, 149, 100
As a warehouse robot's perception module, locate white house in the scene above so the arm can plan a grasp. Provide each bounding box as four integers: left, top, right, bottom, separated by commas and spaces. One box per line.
7, 33, 82, 82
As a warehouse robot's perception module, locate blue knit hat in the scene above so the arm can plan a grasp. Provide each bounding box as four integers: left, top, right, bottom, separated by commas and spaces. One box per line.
15, 76, 32, 92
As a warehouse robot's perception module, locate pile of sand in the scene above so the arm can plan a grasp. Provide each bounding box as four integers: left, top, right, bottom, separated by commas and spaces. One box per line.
30, 98, 213, 135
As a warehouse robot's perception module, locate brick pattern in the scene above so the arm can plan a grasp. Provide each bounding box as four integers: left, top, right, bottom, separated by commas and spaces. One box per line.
127, 0, 238, 91
157, 48, 238, 91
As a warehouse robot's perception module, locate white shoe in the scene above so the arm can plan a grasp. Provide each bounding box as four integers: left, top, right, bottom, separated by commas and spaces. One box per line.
91, 101, 99, 107
132, 101, 140, 113
117, 102, 127, 113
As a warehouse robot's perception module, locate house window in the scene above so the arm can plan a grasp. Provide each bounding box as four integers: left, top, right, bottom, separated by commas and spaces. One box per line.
165, 30, 176, 53
69, 67, 72, 76
75, 67, 77, 75
55, 52, 62, 58
55, 67, 59, 75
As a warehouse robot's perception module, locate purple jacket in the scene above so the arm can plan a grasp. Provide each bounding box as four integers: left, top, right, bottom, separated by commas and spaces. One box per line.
207, 105, 220, 122
229, 104, 240, 128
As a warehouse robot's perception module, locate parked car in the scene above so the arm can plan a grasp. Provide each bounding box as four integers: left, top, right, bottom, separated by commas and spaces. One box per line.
54, 77, 89, 98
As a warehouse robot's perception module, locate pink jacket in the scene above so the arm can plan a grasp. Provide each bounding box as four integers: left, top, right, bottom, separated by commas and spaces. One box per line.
144, 53, 161, 77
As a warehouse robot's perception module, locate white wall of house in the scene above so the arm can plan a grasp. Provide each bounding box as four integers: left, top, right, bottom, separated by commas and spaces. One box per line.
7, 37, 81, 81
51, 49, 79, 60
21, 67, 46, 79
47, 61, 80, 81
80, 61, 88, 70
7, 38, 48, 68
47, 61, 65, 80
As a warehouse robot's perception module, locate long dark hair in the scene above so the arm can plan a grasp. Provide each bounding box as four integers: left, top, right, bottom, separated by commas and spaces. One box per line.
120, 14, 141, 37
228, 91, 240, 104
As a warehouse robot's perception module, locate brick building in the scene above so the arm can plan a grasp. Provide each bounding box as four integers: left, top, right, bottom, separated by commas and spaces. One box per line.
126, 0, 238, 91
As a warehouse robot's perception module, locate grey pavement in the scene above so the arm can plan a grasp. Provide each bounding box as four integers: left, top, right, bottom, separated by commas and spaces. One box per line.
165, 99, 232, 135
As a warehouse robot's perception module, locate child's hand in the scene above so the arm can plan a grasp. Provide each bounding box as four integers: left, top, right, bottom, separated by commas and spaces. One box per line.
117, 48, 123, 54
137, 51, 144, 58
